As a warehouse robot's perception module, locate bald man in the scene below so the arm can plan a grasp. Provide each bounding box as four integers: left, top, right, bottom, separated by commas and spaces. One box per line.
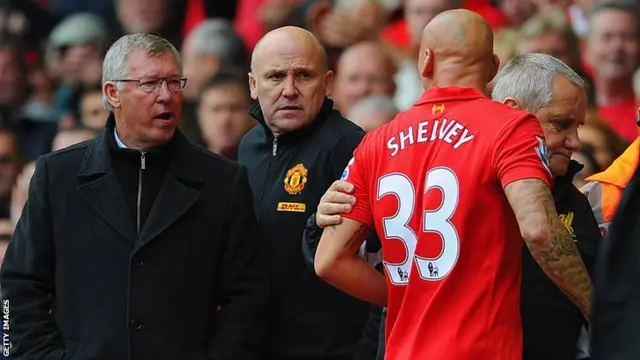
237, 27, 369, 360
314, 10, 592, 359
332, 41, 397, 114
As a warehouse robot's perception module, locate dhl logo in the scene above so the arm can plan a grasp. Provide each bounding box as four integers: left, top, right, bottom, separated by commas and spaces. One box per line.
432, 104, 445, 114
277, 202, 306, 212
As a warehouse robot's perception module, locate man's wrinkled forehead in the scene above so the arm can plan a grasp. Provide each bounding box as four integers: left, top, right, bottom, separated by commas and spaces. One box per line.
538, 85, 587, 124
126, 49, 182, 78
253, 46, 325, 75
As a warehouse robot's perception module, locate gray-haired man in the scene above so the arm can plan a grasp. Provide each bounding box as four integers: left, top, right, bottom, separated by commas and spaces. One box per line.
1, 33, 267, 360
492, 52, 599, 359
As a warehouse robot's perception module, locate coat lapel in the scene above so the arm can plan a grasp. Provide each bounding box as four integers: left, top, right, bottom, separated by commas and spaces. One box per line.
135, 131, 202, 250
76, 122, 138, 244
76, 115, 203, 248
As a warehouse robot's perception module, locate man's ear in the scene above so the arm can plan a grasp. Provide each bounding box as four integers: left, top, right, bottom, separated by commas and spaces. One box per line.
421, 48, 433, 78
103, 81, 121, 109
248, 72, 258, 100
503, 97, 522, 110
324, 70, 334, 96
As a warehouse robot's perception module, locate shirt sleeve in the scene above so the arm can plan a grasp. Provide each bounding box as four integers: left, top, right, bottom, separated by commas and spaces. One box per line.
493, 113, 554, 190
340, 134, 374, 228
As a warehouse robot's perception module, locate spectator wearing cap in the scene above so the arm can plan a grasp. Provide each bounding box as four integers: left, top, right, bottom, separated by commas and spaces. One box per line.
47, 13, 109, 127
47, 12, 109, 87
180, 19, 247, 144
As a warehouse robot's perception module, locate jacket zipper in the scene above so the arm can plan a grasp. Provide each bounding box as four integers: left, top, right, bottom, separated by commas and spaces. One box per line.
137, 152, 146, 234
256, 138, 277, 222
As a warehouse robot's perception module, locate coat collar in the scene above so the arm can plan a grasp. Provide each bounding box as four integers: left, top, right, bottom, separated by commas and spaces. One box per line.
76, 113, 202, 248
77, 113, 202, 183
553, 159, 584, 197
414, 86, 487, 106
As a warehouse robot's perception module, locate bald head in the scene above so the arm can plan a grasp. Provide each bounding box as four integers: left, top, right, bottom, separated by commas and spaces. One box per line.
333, 41, 397, 113
248, 26, 333, 137
338, 42, 396, 75
251, 26, 328, 73
418, 9, 498, 90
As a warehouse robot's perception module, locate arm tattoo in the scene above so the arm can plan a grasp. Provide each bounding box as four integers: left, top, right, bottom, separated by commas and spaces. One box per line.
343, 223, 370, 250
506, 179, 593, 316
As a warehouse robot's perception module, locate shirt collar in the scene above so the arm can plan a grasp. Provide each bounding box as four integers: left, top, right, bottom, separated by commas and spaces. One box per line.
414, 86, 487, 106
114, 128, 127, 149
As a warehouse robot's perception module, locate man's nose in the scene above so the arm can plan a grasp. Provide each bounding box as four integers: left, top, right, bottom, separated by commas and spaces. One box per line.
156, 80, 173, 102
282, 76, 298, 98
356, 80, 374, 97
566, 130, 582, 152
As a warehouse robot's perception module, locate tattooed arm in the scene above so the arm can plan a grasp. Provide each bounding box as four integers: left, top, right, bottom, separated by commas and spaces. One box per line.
505, 178, 593, 318
315, 218, 388, 306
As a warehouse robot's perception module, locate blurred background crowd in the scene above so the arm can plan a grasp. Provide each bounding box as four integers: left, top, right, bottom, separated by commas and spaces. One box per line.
0, 0, 635, 265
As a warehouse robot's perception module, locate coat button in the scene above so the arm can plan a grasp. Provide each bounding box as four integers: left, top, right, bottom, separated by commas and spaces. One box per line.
130, 319, 143, 330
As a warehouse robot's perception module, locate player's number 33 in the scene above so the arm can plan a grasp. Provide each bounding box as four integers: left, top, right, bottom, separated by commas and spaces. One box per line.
378, 167, 460, 284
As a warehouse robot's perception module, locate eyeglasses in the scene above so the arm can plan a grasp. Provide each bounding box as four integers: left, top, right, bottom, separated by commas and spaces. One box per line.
111, 77, 188, 93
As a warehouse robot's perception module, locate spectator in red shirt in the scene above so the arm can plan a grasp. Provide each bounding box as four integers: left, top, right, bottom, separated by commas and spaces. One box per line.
585, 0, 639, 142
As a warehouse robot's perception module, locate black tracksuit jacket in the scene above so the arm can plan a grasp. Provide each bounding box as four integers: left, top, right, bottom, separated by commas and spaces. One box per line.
521, 160, 600, 360
238, 98, 370, 360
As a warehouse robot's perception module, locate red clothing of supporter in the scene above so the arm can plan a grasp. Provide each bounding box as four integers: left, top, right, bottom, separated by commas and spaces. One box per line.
340, 87, 553, 360
598, 97, 639, 143
183, 0, 206, 37
382, 1, 507, 50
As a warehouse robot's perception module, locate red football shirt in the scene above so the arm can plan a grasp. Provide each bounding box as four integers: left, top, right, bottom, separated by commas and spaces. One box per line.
597, 96, 639, 143
341, 87, 553, 360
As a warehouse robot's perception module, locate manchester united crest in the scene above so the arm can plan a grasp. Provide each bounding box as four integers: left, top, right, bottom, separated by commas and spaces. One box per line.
284, 164, 308, 195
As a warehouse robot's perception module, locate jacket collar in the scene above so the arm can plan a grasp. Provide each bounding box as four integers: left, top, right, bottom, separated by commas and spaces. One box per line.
76, 112, 202, 183
414, 86, 487, 106
553, 159, 583, 196
249, 97, 336, 141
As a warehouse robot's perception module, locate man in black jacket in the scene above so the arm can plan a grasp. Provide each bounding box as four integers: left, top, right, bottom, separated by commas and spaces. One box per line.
492, 54, 599, 359
238, 26, 368, 360
0, 33, 267, 360
308, 53, 599, 360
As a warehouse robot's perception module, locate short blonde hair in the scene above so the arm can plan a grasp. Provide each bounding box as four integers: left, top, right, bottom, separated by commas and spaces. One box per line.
493, 28, 520, 67
518, 10, 581, 67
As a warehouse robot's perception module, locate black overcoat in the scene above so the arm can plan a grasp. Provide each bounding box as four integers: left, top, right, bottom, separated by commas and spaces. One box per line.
1, 118, 267, 360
